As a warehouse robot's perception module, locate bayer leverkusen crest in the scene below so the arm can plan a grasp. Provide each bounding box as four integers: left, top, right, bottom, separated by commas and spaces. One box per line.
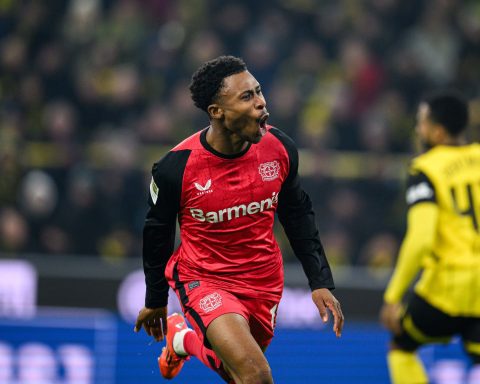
199, 292, 222, 313
258, 161, 280, 181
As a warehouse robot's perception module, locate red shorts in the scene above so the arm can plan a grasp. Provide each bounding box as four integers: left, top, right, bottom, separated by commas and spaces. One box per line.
172, 279, 280, 350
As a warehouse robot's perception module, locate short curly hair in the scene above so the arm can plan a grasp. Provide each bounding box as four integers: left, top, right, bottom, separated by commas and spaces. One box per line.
423, 90, 469, 136
189, 55, 247, 113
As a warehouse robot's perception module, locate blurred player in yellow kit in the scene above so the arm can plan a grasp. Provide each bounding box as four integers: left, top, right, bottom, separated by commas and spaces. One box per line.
380, 91, 480, 383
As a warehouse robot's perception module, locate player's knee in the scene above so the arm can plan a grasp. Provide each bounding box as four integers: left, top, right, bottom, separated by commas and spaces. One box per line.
255, 369, 273, 384
237, 361, 272, 384
242, 367, 272, 384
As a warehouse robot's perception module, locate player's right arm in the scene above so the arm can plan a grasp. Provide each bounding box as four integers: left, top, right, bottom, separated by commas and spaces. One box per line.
380, 169, 439, 334
135, 150, 190, 340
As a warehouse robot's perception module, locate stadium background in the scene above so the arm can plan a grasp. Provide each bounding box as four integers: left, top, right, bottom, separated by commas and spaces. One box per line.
0, 0, 479, 383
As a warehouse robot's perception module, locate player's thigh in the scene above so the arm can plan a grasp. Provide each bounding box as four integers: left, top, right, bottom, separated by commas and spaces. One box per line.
243, 297, 279, 351
172, 281, 249, 347
206, 313, 271, 378
461, 317, 480, 364
394, 293, 459, 351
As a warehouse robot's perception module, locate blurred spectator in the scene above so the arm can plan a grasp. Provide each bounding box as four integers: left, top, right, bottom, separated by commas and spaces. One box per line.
19, 170, 58, 219
401, 1, 461, 86
50, 167, 106, 256
321, 229, 352, 267
358, 232, 399, 276
0, 208, 29, 254
0, 112, 24, 206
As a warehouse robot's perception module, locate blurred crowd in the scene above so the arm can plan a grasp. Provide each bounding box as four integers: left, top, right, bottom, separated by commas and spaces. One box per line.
1, 0, 479, 270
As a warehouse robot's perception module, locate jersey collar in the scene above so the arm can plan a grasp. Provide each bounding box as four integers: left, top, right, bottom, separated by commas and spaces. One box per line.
200, 127, 252, 159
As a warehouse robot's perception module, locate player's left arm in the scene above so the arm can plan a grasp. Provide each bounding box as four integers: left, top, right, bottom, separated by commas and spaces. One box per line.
380, 170, 438, 334
271, 128, 344, 336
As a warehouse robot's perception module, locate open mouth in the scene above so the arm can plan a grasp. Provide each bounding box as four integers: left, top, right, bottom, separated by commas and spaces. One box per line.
258, 113, 269, 136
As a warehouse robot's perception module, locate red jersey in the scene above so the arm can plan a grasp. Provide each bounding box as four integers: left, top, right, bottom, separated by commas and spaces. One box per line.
143, 126, 334, 307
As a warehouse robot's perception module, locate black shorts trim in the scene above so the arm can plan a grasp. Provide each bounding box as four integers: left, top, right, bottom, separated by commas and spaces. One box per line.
172, 263, 211, 349
394, 293, 480, 360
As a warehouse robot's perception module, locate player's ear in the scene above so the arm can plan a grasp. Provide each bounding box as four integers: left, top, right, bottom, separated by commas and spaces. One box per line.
433, 124, 448, 143
208, 104, 224, 120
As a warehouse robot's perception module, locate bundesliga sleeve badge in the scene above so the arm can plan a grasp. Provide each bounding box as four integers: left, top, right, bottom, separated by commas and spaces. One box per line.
150, 177, 159, 204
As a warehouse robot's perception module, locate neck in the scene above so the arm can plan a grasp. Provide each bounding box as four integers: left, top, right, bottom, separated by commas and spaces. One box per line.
440, 135, 465, 146
206, 123, 249, 155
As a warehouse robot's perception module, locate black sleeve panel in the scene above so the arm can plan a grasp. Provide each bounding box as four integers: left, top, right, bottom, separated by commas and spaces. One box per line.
143, 149, 191, 307
405, 169, 436, 208
270, 128, 335, 291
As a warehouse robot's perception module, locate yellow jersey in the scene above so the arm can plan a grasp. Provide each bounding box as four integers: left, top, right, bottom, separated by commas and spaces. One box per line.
386, 143, 480, 316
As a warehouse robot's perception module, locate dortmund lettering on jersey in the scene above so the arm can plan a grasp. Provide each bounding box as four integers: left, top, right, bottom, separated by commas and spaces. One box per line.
410, 143, 480, 316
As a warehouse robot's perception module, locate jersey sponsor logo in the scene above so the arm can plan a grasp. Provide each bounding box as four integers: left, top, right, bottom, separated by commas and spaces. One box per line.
150, 178, 159, 204
194, 179, 213, 195
189, 191, 279, 223
199, 292, 222, 313
259, 161, 280, 181
406, 182, 434, 205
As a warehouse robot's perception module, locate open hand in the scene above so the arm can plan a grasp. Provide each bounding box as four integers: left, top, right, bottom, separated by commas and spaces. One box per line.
312, 288, 344, 337
379, 302, 403, 335
134, 306, 168, 342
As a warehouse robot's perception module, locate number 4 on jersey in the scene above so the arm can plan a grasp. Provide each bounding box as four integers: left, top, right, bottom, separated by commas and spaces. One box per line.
450, 183, 479, 232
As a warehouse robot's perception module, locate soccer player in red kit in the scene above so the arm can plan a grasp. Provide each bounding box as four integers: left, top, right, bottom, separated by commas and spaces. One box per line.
134, 55, 344, 384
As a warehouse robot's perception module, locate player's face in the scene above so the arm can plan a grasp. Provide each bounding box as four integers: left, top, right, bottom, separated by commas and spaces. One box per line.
215, 71, 269, 144
415, 103, 436, 150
